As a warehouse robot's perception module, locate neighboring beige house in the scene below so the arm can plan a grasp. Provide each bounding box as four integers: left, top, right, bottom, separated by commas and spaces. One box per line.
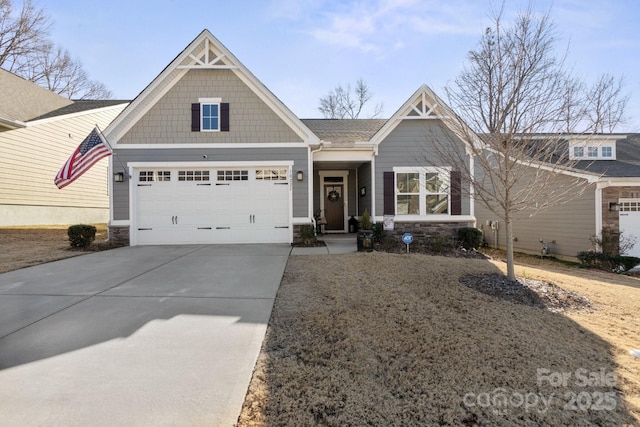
475, 134, 640, 259
0, 68, 128, 226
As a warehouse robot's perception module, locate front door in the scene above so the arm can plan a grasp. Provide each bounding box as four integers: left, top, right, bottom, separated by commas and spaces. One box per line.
324, 184, 344, 231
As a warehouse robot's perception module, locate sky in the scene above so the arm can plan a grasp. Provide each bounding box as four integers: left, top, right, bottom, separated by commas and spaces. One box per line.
39, 0, 640, 131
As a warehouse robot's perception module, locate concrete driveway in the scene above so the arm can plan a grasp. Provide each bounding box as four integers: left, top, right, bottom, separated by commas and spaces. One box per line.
0, 244, 290, 427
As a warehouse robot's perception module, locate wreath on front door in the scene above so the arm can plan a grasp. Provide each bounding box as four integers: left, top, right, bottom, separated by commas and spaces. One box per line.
328, 190, 340, 202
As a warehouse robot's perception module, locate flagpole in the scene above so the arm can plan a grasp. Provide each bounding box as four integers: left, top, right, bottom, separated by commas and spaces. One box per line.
95, 124, 129, 179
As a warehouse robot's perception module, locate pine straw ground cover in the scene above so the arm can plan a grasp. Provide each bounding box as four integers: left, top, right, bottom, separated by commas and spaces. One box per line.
238, 252, 640, 426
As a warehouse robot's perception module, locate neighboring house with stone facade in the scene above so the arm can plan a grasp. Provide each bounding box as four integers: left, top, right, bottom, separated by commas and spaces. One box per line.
0, 68, 128, 226
475, 134, 640, 259
104, 29, 475, 246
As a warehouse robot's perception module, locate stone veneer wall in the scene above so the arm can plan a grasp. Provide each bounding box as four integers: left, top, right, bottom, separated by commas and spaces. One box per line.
293, 223, 315, 245
602, 186, 640, 231
385, 221, 475, 241
108, 226, 130, 245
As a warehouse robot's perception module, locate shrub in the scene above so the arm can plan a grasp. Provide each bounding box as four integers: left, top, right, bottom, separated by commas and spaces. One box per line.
67, 224, 97, 248
359, 209, 372, 230
372, 223, 385, 243
457, 227, 483, 250
299, 224, 316, 246
577, 251, 640, 273
429, 233, 453, 254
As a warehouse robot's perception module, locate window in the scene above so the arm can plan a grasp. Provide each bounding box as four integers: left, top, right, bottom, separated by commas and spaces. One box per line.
178, 170, 210, 181
139, 171, 170, 182
602, 146, 612, 157
587, 147, 598, 157
425, 172, 449, 214
201, 103, 219, 131
256, 169, 287, 181
396, 172, 420, 214
191, 99, 230, 132
573, 146, 584, 158
394, 167, 451, 215
217, 170, 248, 181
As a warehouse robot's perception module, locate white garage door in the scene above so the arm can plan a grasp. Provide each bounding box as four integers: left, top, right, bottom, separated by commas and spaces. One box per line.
619, 199, 640, 257
133, 167, 290, 245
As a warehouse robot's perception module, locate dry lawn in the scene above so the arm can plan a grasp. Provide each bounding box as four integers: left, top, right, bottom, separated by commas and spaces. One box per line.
238, 252, 640, 426
0, 225, 109, 273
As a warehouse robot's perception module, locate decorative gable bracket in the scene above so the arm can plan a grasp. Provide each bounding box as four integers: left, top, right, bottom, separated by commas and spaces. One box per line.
177, 38, 237, 70
404, 93, 449, 120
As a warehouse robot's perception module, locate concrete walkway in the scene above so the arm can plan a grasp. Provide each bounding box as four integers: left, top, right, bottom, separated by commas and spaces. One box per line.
0, 244, 290, 427
290, 233, 358, 255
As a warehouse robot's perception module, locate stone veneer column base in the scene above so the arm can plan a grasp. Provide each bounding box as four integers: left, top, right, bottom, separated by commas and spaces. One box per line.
108, 225, 130, 245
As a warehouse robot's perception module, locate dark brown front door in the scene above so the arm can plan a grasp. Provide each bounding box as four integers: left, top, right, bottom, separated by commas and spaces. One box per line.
324, 184, 344, 230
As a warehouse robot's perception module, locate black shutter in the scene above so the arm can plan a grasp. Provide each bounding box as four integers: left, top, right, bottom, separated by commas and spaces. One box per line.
450, 170, 462, 215
220, 103, 230, 132
191, 103, 200, 132
383, 171, 395, 215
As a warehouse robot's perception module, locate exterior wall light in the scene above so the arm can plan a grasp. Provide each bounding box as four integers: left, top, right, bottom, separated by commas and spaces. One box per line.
297, 170, 303, 181
114, 172, 125, 182
609, 202, 620, 211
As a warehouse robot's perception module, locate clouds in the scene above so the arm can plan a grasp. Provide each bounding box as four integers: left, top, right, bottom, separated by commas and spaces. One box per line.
268, 0, 483, 54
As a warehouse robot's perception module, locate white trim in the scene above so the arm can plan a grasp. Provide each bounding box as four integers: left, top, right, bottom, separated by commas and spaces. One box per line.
109, 220, 130, 226
469, 155, 475, 221
198, 97, 222, 103
114, 142, 308, 149
127, 160, 294, 168
319, 170, 349, 232
393, 166, 452, 216
292, 217, 313, 225
25, 103, 129, 127
313, 150, 374, 162
370, 155, 376, 219
374, 215, 475, 223
595, 186, 603, 244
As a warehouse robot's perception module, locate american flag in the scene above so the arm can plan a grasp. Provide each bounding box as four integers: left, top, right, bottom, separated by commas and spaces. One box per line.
54, 128, 112, 189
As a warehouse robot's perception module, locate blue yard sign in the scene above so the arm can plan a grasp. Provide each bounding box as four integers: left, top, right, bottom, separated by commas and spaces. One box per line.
402, 233, 413, 253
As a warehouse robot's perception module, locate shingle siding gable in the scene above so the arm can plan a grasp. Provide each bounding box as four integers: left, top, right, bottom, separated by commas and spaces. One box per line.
120, 69, 302, 144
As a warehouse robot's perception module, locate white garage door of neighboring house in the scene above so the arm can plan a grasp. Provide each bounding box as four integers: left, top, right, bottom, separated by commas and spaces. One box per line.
619, 199, 640, 258
133, 167, 290, 245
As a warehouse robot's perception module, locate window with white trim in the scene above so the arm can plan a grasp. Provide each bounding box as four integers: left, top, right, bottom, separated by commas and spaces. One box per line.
573, 146, 584, 158
178, 170, 210, 181
201, 103, 220, 131
601, 146, 612, 157
587, 147, 598, 157
217, 170, 248, 181
256, 169, 287, 181
139, 171, 170, 182
569, 140, 617, 160
394, 167, 450, 215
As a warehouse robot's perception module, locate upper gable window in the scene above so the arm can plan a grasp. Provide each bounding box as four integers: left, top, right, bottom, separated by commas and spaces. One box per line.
202, 103, 219, 131
569, 139, 618, 160
191, 98, 230, 132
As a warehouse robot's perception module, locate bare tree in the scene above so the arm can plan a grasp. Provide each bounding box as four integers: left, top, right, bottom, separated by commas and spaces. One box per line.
22, 43, 112, 99
0, 0, 111, 99
432, 6, 628, 279
0, 0, 49, 73
585, 74, 628, 133
319, 78, 383, 118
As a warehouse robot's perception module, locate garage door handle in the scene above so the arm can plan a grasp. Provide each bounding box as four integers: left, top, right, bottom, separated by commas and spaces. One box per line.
197, 183, 211, 186
216, 227, 231, 230
274, 226, 289, 229
138, 228, 152, 231
175, 216, 178, 224
138, 184, 152, 187
216, 183, 230, 186
275, 182, 289, 185
198, 227, 212, 230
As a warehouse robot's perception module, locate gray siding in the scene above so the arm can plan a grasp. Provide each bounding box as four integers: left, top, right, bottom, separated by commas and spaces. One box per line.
375, 120, 471, 217
475, 175, 596, 259
120, 69, 303, 145
357, 162, 372, 216
113, 147, 309, 220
